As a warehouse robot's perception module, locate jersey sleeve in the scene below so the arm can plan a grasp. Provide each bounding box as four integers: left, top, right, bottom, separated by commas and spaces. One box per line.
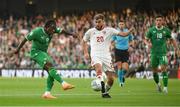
83, 29, 91, 42
166, 28, 172, 39
25, 29, 37, 41
110, 28, 119, 36
146, 28, 152, 39
55, 27, 62, 34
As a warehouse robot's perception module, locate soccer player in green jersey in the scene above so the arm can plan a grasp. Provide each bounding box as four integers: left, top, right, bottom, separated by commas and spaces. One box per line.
145, 15, 180, 93
13, 20, 77, 99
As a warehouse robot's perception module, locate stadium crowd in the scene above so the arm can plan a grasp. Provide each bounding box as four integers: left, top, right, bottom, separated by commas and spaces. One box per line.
0, 9, 180, 69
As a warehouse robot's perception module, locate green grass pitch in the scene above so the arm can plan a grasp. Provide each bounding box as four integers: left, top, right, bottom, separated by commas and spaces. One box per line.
0, 78, 180, 106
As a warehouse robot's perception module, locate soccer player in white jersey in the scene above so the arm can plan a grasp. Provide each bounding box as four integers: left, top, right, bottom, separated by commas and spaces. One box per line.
83, 14, 134, 98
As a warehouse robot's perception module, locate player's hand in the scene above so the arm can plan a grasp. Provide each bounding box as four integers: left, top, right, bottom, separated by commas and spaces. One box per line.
84, 53, 90, 60
9, 49, 19, 57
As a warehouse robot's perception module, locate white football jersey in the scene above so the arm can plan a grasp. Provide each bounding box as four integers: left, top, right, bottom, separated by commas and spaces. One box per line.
83, 27, 119, 57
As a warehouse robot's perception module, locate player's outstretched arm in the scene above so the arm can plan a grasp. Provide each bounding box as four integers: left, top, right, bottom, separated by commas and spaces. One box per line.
14, 38, 27, 54
61, 29, 78, 38
118, 27, 135, 37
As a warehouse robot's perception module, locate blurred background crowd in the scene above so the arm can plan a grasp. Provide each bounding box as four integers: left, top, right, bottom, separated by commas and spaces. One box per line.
0, 9, 180, 69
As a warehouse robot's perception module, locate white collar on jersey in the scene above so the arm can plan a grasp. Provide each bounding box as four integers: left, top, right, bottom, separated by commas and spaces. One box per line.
155, 26, 164, 30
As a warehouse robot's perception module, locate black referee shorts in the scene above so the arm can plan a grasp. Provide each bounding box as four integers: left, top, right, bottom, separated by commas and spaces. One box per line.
114, 48, 129, 63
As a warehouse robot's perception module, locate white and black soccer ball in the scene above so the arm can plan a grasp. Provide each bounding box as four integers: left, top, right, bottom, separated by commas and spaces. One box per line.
91, 79, 102, 91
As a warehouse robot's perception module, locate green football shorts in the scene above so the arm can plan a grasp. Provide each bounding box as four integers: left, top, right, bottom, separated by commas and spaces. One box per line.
30, 50, 53, 68
150, 54, 168, 68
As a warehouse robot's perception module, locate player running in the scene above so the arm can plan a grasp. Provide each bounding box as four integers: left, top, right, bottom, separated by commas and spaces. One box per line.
83, 14, 134, 98
145, 15, 180, 93
12, 20, 76, 99
112, 20, 134, 87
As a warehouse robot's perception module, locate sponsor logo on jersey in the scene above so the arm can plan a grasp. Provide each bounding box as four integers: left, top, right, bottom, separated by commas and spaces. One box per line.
41, 36, 44, 39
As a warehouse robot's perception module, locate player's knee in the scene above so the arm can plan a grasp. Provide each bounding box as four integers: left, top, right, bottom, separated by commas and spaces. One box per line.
44, 62, 53, 71
122, 63, 129, 71
160, 65, 167, 71
117, 62, 122, 69
96, 69, 102, 76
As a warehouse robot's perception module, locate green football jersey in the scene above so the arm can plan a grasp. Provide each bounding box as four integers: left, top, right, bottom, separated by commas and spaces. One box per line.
25, 27, 62, 52
146, 26, 171, 55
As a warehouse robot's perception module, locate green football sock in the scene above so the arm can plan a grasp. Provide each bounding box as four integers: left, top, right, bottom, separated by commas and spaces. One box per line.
46, 75, 54, 92
49, 67, 64, 84
162, 72, 168, 87
153, 72, 159, 84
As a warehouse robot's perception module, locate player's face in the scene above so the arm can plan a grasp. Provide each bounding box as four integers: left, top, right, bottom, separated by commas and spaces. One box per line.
95, 19, 104, 30
155, 17, 163, 28
119, 22, 125, 29
45, 26, 56, 35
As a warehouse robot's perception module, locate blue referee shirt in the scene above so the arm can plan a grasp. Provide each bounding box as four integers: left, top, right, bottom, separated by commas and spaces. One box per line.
112, 28, 133, 50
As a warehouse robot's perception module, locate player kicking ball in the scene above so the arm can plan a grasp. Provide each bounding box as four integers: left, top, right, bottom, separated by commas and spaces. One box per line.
12, 20, 77, 99
83, 14, 134, 98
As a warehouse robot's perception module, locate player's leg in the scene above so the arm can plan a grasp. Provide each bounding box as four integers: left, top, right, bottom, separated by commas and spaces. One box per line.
32, 52, 57, 99
151, 54, 161, 92
32, 51, 74, 99
94, 63, 107, 98
117, 61, 123, 86
121, 62, 129, 86
119, 50, 129, 87
105, 71, 115, 93
42, 74, 56, 99
159, 55, 168, 93
44, 62, 74, 91
102, 59, 115, 98
114, 49, 123, 86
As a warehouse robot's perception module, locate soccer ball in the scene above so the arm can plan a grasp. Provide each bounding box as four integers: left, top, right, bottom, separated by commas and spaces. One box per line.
91, 79, 102, 91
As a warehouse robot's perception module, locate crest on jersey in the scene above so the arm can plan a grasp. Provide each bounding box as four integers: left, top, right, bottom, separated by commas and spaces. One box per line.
163, 31, 166, 34
46, 38, 49, 42
153, 31, 156, 33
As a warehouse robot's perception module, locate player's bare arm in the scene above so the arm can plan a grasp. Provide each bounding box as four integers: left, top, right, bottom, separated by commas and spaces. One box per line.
118, 27, 135, 37
61, 29, 78, 38
82, 40, 90, 60
14, 38, 27, 54
144, 38, 152, 49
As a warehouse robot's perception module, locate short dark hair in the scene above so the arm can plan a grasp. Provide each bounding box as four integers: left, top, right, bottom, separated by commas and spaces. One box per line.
119, 20, 125, 23
155, 15, 163, 19
45, 19, 56, 28
94, 14, 105, 20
